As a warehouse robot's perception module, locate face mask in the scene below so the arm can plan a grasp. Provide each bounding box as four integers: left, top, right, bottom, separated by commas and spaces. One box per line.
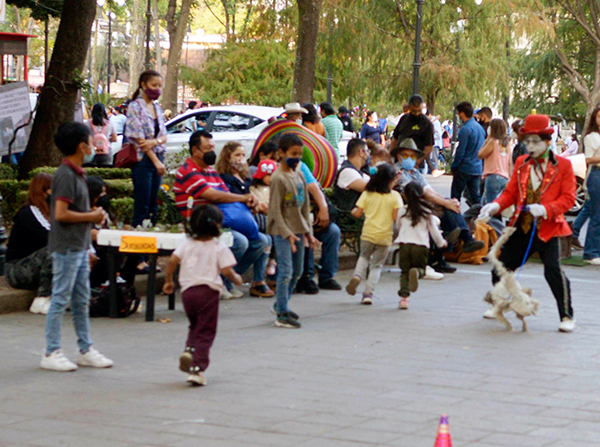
230, 159, 247, 172
487, 127, 492, 137
296, 119, 303, 125
144, 88, 162, 101
365, 155, 371, 168
369, 166, 377, 175
97, 195, 111, 213
83, 145, 95, 164
510, 131, 518, 140
401, 157, 416, 171
525, 138, 548, 158
286, 157, 301, 170
203, 150, 217, 165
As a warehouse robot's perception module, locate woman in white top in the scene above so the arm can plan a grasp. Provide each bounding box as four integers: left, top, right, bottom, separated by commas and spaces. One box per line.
85, 103, 117, 166
582, 107, 600, 264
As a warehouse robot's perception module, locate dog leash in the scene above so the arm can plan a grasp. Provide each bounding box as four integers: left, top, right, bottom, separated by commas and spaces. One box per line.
514, 206, 538, 280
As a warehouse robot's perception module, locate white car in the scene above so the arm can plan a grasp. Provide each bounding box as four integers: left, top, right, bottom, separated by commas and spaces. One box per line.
111, 104, 353, 160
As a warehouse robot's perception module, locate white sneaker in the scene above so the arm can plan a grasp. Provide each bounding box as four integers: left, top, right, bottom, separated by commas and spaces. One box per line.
483, 307, 497, 319
220, 289, 233, 300
41, 350, 77, 371
77, 347, 114, 368
229, 287, 244, 299
29, 297, 50, 314
187, 372, 207, 386
559, 317, 575, 333
423, 265, 444, 280
584, 258, 600, 265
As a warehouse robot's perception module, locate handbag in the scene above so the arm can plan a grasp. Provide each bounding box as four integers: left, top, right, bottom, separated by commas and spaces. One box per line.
114, 138, 138, 168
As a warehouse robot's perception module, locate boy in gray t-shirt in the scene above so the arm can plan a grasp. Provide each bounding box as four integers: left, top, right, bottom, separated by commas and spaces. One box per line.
41, 122, 113, 372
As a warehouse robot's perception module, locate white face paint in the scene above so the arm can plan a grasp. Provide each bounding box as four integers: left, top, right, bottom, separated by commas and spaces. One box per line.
524, 136, 547, 158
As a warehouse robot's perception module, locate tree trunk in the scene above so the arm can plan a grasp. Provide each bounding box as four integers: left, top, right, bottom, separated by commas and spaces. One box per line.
19, 0, 97, 178
162, 0, 194, 113
127, 0, 146, 98
292, 0, 322, 104
152, 0, 162, 76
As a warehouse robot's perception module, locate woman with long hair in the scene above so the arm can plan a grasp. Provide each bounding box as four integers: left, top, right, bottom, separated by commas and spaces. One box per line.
478, 118, 513, 204
216, 142, 274, 298
85, 103, 117, 166
5, 173, 54, 314
581, 107, 600, 264
360, 111, 384, 145
248, 141, 279, 177
125, 69, 168, 272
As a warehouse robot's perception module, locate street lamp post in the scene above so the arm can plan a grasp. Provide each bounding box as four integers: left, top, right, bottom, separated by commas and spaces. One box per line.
107, 11, 112, 94
145, 0, 152, 69
412, 0, 425, 95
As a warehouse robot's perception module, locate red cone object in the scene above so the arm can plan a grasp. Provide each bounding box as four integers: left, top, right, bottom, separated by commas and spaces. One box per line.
434, 414, 452, 447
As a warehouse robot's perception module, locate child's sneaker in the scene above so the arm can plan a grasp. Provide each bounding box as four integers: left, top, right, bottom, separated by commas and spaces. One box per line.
40, 350, 78, 372
345, 276, 360, 296
361, 294, 373, 305
399, 297, 409, 310
77, 347, 114, 368
275, 311, 301, 328
408, 268, 419, 293
179, 350, 193, 373
187, 372, 207, 386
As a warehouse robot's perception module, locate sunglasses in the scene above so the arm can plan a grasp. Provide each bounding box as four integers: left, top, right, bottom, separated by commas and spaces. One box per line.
400, 153, 417, 160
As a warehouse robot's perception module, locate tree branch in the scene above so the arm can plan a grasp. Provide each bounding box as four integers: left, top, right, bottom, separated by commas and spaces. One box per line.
556, 0, 600, 47
394, 0, 412, 37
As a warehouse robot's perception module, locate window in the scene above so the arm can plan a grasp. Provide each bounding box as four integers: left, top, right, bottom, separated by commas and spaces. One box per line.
211, 112, 256, 132
166, 112, 211, 134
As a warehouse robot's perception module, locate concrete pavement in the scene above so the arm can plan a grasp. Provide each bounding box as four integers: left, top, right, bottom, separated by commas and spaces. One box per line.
1, 258, 600, 447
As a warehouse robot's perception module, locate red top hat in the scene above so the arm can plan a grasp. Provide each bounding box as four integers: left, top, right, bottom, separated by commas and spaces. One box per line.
520, 114, 554, 136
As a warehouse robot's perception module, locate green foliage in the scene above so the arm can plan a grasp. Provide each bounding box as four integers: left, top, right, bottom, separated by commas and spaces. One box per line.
0, 180, 27, 228
181, 40, 295, 106
6, 0, 63, 20
0, 164, 19, 180
110, 197, 134, 225
29, 167, 132, 179
104, 179, 134, 199
82, 91, 121, 109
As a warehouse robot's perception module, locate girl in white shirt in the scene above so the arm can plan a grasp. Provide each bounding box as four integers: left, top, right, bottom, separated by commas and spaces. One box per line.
395, 181, 447, 309
582, 108, 600, 264
163, 204, 242, 386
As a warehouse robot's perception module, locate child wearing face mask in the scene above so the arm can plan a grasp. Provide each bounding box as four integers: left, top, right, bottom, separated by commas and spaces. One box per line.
346, 164, 403, 305
267, 133, 319, 328
478, 114, 576, 333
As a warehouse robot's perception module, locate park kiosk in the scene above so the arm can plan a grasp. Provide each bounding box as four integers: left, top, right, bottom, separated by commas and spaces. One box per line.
0, 32, 36, 84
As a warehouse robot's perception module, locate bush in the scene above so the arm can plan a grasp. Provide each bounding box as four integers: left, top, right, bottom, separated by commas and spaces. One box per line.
0, 164, 18, 180
0, 180, 28, 228
29, 166, 131, 180
111, 197, 135, 225
104, 179, 134, 199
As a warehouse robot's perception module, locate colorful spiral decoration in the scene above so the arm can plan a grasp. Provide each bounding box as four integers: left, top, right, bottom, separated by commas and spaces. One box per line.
251, 118, 338, 188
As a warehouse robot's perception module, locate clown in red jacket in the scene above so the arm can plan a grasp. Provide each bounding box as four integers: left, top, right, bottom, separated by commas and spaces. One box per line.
479, 114, 576, 333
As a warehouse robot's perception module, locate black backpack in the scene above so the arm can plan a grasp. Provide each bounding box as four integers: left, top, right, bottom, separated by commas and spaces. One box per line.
89, 283, 140, 318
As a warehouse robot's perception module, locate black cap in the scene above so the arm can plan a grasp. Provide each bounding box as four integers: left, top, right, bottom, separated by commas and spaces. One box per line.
338, 106, 349, 114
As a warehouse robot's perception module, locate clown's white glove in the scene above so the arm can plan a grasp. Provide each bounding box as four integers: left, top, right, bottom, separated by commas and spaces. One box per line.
527, 204, 547, 218
478, 202, 500, 220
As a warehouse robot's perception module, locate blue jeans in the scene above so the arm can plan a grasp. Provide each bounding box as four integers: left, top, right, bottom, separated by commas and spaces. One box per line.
229, 230, 269, 282
451, 171, 481, 205
131, 153, 164, 228
303, 223, 341, 284
273, 235, 305, 314
583, 169, 600, 260
572, 200, 591, 239
482, 174, 508, 205
45, 250, 93, 355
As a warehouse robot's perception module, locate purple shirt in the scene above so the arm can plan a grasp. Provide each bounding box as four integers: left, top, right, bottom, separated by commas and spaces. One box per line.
124, 97, 167, 160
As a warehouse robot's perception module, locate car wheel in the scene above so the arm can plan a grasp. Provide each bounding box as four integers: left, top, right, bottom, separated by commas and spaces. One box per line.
567, 176, 585, 216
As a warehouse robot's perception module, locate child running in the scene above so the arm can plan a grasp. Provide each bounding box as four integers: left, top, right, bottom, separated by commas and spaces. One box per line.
163, 204, 242, 386
346, 164, 403, 305
267, 133, 319, 329
395, 181, 447, 309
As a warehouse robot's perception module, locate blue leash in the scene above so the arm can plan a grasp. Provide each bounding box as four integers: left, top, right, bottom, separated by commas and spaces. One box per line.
514, 208, 538, 280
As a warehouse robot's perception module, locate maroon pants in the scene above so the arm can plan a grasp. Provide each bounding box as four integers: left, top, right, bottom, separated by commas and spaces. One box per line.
182, 285, 220, 371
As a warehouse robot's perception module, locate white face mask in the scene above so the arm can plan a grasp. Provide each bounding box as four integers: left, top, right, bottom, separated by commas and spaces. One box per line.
296, 119, 303, 125
510, 131, 518, 140
487, 127, 492, 137
524, 137, 548, 158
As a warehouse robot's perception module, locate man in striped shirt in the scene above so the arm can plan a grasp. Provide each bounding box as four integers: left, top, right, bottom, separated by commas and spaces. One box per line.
174, 130, 272, 299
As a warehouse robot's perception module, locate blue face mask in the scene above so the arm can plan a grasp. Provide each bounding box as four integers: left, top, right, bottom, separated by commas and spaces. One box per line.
83, 146, 95, 164
401, 157, 416, 171
369, 166, 377, 175
286, 157, 301, 170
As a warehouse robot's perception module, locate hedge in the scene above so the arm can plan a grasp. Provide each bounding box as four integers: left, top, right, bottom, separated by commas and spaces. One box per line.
28, 166, 132, 179
0, 164, 18, 180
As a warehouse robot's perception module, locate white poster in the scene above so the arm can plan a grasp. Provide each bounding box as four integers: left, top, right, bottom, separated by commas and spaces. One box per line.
0, 0, 5, 23
0, 82, 33, 156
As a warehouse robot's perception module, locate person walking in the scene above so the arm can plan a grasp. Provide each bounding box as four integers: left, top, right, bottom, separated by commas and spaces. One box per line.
479, 114, 576, 332
478, 118, 513, 204
345, 164, 403, 305
85, 103, 117, 166
395, 181, 447, 310
450, 102, 486, 205
163, 204, 242, 386
320, 102, 344, 157
360, 111, 384, 145
582, 107, 600, 264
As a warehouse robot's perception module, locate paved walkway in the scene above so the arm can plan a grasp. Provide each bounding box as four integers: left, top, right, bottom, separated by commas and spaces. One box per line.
1, 258, 600, 447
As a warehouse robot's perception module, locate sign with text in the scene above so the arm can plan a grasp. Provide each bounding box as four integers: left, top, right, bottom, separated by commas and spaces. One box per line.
0, 82, 32, 155
119, 235, 158, 254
